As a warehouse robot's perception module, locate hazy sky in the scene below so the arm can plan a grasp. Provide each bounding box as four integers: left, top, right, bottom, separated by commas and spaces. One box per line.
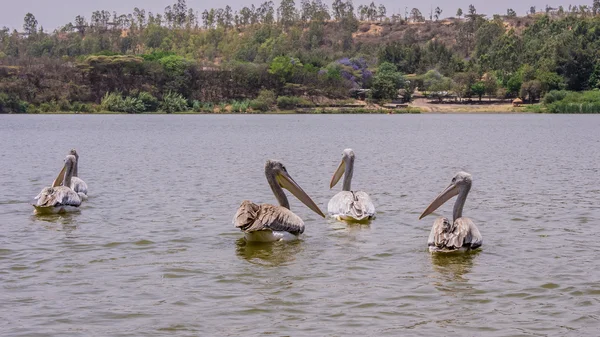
1, 0, 568, 31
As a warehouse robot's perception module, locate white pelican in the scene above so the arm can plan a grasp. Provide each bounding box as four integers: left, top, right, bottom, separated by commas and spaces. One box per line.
419, 172, 482, 252
69, 149, 88, 200
327, 149, 375, 223
33, 155, 82, 214
233, 160, 325, 243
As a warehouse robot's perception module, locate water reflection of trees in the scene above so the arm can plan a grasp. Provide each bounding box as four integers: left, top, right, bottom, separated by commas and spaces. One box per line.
430, 250, 481, 294
235, 238, 304, 267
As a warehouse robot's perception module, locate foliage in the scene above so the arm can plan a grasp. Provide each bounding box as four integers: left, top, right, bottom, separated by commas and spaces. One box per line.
276, 96, 312, 109
160, 91, 189, 113
4, 2, 600, 113
101, 92, 145, 113
250, 89, 276, 112
0, 93, 28, 113
370, 62, 405, 100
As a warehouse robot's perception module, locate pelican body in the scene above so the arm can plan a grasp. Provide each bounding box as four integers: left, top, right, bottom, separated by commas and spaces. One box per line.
419, 172, 482, 252
233, 160, 325, 243
69, 149, 88, 200
327, 149, 375, 223
34, 155, 82, 214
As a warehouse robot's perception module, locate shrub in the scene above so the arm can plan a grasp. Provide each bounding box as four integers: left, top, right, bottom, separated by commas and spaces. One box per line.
250, 90, 276, 112
276, 96, 313, 109
137, 92, 159, 112
160, 91, 188, 113
0, 93, 28, 113
231, 100, 250, 112
101, 92, 145, 113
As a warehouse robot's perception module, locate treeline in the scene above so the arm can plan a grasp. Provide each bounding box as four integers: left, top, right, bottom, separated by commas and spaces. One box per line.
2, 0, 600, 113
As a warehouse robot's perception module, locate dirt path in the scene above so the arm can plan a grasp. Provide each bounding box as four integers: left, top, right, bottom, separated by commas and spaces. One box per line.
411, 98, 523, 113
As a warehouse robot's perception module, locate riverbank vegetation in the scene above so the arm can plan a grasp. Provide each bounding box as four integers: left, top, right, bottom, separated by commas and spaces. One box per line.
2, 1, 600, 113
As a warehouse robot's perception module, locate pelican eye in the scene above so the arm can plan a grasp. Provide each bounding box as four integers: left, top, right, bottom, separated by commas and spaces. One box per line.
452, 177, 456, 183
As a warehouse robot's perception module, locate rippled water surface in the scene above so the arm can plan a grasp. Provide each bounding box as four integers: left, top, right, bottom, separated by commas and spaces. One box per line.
1, 114, 600, 336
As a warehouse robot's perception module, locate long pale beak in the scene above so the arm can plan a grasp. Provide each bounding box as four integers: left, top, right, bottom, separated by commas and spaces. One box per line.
52, 164, 67, 187
329, 160, 346, 189
278, 172, 326, 218
419, 183, 460, 219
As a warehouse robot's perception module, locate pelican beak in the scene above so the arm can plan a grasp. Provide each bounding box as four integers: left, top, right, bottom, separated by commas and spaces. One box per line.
278, 171, 326, 218
329, 160, 346, 189
419, 182, 460, 220
52, 163, 67, 187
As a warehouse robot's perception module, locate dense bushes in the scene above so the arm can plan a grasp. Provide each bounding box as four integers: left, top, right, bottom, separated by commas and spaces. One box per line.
544, 90, 600, 113
0, 93, 28, 113
250, 90, 276, 112
101, 92, 145, 113
276, 96, 313, 109
159, 92, 189, 113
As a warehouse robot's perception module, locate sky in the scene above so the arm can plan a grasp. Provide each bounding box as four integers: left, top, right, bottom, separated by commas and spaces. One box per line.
1, 0, 574, 31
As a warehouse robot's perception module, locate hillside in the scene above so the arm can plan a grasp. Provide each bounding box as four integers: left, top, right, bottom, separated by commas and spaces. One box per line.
2, 0, 600, 113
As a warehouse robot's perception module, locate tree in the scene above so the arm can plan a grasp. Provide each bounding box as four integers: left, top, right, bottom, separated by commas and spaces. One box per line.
529, 6, 536, 15
483, 73, 498, 100
371, 62, 405, 100
422, 70, 452, 101
434, 7, 443, 21
520, 80, 542, 103
410, 8, 424, 22
268, 56, 302, 82
594, 0, 600, 15
456, 8, 463, 19
471, 81, 485, 101
468, 4, 476, 16
506, 9, 517, 17
278, 0, 298, 27
378, 4, 387, 21
23, 13, 38, 36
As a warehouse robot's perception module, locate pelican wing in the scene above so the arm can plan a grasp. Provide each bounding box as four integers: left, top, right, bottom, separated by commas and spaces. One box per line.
327, 191, 375, 221
233, 200, 305, 235
71, 177, 88, 195
35, 186, 82, 208
428, 217, 482, 251
456, 217, 483, 249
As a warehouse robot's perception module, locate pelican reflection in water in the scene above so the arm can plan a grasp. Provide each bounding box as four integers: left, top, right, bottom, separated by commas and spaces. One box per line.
233, 160, 325, 243
69, 149, 88, 200
419, 172, 482, 252
327, 149, 375, 223
34, 155, 82, 214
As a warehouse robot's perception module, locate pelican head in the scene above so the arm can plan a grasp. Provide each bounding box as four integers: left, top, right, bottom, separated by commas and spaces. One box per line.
52, 155, 77, 188
419, 171, 472, 220
265, 160, 325, 218
330, 148, 355, 190
69, 149, 79, 176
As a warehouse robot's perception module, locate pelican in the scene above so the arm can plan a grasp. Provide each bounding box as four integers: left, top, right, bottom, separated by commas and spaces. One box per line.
419, 172, 482, 252
33, 155, 82, 214
327, 149, 375, 223
69, 149, 88, 200
233, 160, 325, 243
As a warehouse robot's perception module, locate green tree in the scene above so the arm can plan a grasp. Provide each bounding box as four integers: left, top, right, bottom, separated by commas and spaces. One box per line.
23, 13, 38, 36
370, 62, 405, 100
456, 8, 463, 19
471, 81, 485, 101
422, 70, 452, 101
434, 7, 443, 21
278, 0, 298, 28
268, 56, 302, 82
520, 80, 542, 103
410, 8, 424, 22
506, 9, 517, 17
484, 73, 499, 100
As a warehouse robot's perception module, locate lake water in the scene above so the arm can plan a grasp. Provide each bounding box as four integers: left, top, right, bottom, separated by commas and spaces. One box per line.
1, 114, 599, 336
